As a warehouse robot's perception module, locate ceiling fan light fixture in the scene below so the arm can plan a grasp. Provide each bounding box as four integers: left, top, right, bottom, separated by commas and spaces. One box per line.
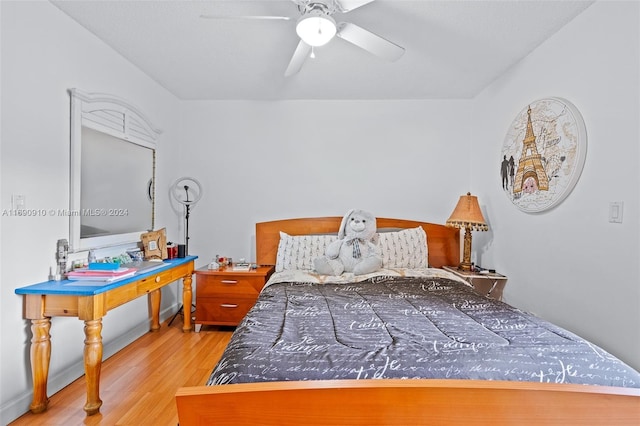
296, 10, 336, 47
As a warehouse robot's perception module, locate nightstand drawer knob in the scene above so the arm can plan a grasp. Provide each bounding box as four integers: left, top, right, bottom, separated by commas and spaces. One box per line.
220, 304, 238, 308
221, 280, 238, 285
155, 276, 161, 283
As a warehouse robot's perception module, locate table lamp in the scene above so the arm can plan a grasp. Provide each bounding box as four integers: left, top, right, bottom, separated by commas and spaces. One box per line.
445, 192, 488, 271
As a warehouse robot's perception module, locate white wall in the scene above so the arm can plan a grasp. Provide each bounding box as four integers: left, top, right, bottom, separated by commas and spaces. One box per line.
471, 1, 640, 370
0, 2, 182, 422
179, 99, 471, 267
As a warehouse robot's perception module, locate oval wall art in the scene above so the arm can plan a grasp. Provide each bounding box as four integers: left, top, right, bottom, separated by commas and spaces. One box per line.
500, 97, 587, 213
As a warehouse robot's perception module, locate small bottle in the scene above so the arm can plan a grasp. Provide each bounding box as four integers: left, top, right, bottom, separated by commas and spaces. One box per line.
54, 264, 62, 281
208, 258, 219, 270
88, 249, 97, 264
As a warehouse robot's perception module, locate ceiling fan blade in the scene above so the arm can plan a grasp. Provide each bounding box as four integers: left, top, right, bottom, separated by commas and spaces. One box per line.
200, 14, 290, 21
335, 0, 376, 13
336, 22, 404, 62
284, 40, 312, 77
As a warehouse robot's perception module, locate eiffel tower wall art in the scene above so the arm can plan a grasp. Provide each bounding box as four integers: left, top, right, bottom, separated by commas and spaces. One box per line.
500, 97, 587, 213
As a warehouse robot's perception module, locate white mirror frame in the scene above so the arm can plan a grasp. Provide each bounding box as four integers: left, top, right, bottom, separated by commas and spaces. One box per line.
69, 88, 162, 252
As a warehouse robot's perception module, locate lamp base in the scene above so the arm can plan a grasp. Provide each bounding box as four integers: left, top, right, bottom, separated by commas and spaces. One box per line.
459, 227, 473, 272
457, 261, 473, 272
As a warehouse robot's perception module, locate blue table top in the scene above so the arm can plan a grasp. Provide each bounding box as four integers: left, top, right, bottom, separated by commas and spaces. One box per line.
15, 255, 198, 296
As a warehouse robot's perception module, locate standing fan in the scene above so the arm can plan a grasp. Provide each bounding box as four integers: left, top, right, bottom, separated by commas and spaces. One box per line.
168, 177, 202, 326
170, 177, 203, 256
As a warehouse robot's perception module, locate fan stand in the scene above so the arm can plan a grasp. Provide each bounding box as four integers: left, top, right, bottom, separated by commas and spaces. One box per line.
168, 298, 195, 326
184, 203, 190, 255
168, 179, 201, 327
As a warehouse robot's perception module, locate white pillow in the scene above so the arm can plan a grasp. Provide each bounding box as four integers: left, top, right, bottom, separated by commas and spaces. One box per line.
378, 226, 428, 269
275, 232, 338, 272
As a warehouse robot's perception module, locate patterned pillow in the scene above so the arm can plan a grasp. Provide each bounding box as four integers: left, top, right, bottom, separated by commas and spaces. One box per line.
275, 232, 338, 272
378, 227, 428, 269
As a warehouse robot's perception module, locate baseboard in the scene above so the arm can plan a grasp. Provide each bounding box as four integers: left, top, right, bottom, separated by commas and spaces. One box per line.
0, 304, 180, 424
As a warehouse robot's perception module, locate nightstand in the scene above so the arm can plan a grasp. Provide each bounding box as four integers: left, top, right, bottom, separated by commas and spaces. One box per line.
194, 265, 274, 331
442, 265, 507, 301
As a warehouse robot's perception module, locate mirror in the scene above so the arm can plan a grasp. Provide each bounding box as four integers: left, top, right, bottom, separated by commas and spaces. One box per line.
69, 89, 162, 252
80, 127, 154, 238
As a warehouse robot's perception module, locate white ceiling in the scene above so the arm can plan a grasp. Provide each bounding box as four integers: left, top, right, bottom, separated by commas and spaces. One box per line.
50, 0, 594, 101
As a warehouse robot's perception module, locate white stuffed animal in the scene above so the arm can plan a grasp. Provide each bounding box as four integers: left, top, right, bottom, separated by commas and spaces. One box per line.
313, 209, 382, 276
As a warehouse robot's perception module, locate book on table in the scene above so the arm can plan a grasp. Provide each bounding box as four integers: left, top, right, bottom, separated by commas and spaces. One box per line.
66, 267, 137, 282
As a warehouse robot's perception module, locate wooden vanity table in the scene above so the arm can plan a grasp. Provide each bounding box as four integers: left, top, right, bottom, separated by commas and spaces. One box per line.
14, 255, 197, 416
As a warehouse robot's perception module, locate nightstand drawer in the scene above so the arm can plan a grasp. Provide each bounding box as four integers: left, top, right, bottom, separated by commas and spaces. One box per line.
194, 265, 274, 328
196, 274, 264, 296
196, 297, 256, 325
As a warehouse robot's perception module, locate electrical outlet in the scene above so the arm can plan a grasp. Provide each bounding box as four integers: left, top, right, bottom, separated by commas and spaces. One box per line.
11, 194, 25, 210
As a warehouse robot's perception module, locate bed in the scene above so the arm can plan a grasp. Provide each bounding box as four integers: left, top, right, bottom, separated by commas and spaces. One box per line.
176, 217, 640, 425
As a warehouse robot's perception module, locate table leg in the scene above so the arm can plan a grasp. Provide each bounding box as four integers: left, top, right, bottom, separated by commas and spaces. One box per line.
149, 289, 161, 331
83, 319, 103, 415
29, 318, 51, 413
182, 274, 193, 332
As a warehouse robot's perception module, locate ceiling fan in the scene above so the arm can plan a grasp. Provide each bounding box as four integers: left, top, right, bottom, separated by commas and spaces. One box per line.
201, 0, 405, 76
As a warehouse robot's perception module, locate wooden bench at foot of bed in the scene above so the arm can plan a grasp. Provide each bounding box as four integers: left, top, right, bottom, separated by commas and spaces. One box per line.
175, 378, 640, 425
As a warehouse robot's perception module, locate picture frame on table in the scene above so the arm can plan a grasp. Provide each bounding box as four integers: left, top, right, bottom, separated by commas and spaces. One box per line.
141, 228, 167, 260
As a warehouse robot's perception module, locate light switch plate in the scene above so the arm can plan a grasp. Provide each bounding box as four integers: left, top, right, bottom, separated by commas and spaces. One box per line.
609, 201, 623, 223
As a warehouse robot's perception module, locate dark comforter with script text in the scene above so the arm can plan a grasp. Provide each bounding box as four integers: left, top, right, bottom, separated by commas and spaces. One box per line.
207, 276, 640, 388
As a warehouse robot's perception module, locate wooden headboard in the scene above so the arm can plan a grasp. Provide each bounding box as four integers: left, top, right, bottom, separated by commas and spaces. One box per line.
255, 217, 460, 268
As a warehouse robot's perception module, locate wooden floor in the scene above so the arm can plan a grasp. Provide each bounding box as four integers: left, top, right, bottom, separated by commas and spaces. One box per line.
9, 318, 234, 426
